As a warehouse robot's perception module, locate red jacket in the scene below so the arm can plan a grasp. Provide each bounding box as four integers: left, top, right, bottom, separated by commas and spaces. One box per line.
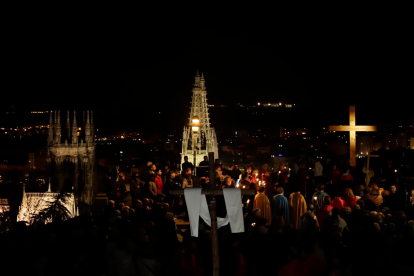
331, 197, 345, 210
155, 175, 163, 194
341, 174, 354, 181
343, 197, 357, 209
317, 205, 333, 229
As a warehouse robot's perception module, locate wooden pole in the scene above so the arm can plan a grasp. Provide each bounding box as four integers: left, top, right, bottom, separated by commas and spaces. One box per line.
349, 106, 356, 167
209, 152, 220, 276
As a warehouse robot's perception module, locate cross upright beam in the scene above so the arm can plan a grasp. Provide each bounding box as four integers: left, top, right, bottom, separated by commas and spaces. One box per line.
329, 106, 377, 167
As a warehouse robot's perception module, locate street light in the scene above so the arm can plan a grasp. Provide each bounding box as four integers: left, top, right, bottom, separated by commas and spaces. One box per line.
189, 116, 201, 176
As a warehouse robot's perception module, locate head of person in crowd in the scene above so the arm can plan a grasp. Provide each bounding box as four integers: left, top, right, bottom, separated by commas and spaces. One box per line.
222, 176, 233, 188
277, 187, 284, 195
253, 208, 261, 218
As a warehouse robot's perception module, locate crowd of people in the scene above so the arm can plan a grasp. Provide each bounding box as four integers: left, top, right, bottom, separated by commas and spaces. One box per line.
1, 156, 414, 275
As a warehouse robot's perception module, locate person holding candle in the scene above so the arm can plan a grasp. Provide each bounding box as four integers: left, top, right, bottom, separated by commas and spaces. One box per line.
312, 184, 329, 215
258, 164, 270, 184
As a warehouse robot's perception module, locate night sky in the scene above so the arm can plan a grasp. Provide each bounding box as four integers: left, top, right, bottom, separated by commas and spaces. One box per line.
3, 7, 412, 118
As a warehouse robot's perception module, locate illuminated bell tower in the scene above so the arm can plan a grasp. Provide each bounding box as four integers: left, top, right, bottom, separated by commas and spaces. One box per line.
181, 71, 219, 168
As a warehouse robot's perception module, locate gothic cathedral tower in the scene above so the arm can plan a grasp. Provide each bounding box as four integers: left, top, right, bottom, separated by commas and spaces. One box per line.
47, 110, 95, 206
181, 71, 219, 167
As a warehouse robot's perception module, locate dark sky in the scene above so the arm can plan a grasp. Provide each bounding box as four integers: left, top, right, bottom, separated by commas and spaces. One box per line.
3, 6, 412, 112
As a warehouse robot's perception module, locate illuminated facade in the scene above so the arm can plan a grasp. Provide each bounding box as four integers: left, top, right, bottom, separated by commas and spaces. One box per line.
181, 71, 218, 167
17, 185, 77, 224
47, 110, 95, 205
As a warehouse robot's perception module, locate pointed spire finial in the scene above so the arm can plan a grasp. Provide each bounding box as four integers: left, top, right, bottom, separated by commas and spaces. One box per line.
67, 110, 70, 122
196, 69, 200, 76
87, 110, 90, 124
201, 72, 204, 79
48, 180, 51, 192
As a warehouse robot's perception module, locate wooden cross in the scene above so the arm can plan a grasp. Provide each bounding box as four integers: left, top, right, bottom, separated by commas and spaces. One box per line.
329, 106, 377, 167
170, 152, 255, 276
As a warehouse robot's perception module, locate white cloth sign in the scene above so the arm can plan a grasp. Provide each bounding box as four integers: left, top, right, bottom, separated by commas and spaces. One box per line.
184, 188, 229, 237
184, 188, 244, 237
223, 188, 245, 233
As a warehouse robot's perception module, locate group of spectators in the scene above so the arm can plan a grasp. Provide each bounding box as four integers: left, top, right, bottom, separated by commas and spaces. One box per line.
1, 157, 413, 275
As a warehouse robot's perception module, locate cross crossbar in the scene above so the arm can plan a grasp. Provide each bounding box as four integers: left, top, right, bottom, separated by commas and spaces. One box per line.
169, 188, 256, 195
329, 125, 377, 132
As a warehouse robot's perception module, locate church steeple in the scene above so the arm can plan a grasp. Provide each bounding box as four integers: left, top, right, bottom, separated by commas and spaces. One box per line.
182, 71, 218, 167
72, 110, 78, 145
194, 70, 201, 88
48, 110, 54, 146
66, 110, 71, 141
85, 110, 92, 145
55, 111, 61, 144
201, 73, 205, 90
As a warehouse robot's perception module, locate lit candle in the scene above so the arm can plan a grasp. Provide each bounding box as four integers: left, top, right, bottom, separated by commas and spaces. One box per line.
251, 222, 256, 227
243, 185, 246, 189
314, 196, 317, 201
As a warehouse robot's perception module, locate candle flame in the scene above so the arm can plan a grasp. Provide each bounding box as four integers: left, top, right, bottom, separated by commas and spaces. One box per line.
247, 199, 250, 203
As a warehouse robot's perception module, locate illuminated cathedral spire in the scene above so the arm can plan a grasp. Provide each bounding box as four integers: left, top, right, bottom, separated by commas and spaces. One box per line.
181, 71, 218, 168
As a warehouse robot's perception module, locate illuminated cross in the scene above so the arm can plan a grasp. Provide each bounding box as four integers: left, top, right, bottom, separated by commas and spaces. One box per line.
329, 106, 377, 167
